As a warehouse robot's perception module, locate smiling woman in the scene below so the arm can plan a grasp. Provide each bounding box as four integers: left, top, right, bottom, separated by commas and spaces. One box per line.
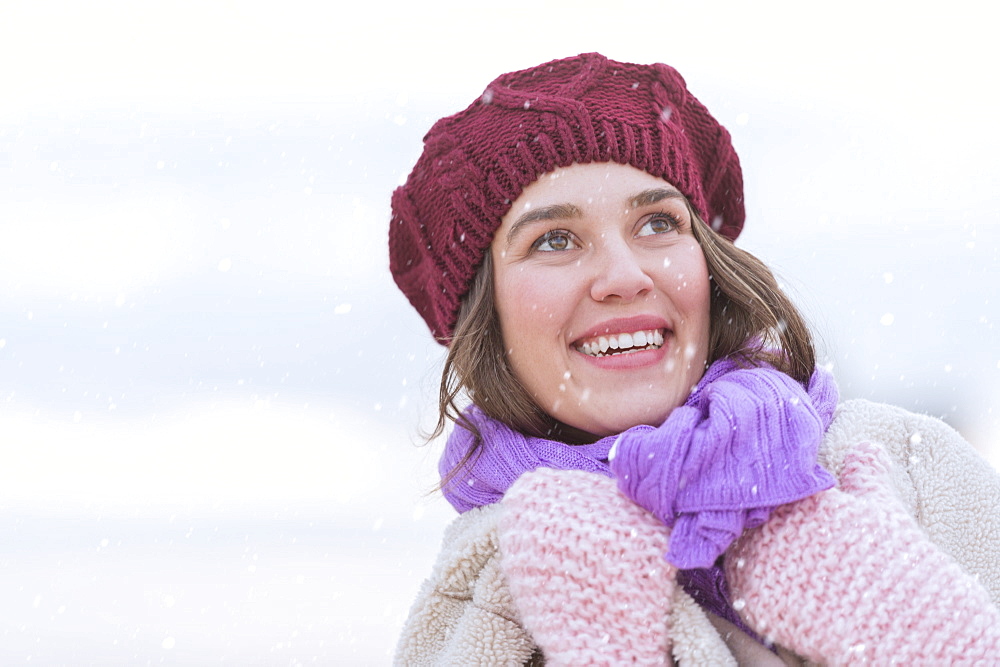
389, 53, 1000, 665
492, 163, 712, 437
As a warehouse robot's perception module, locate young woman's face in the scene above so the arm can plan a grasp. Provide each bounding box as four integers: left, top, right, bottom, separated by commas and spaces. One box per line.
491, 162, 711, 437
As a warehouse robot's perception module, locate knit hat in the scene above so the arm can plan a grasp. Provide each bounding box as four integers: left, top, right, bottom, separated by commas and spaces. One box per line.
389, 52, 745, 343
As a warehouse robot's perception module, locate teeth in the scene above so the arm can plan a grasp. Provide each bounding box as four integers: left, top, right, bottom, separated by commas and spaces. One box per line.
576, 329, 666, 357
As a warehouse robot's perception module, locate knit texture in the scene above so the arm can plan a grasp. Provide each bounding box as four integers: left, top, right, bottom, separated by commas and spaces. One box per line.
389, 52, 744, 341
498, 467, 675, 665
610, 359, 838, 568
394, 399, 1000, 667
393, 504, 536, 666
725, 442, 1000, 664
397, 401, 1000, 665
441, 358, 837, 569
820, 399, 1000, 604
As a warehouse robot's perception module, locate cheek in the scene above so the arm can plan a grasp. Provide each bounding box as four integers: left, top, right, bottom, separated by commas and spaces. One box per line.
494, 268, 531, 335
494, 265, 569, 334
687, 257, 712, 318
658, 244, 712, 313
687, 255, 713, 356
492, 271, 560, 403
492, 266, 552, 368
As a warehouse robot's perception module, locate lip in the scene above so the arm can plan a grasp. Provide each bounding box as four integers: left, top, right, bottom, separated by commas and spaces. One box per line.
570, 315, 672, 346
575, 342, 668, 370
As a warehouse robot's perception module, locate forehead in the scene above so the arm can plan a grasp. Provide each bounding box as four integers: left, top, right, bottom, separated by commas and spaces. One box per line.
506, 162, 678, 215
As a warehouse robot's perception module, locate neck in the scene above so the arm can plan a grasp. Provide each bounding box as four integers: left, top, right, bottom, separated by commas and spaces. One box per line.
541, 420, 601, 445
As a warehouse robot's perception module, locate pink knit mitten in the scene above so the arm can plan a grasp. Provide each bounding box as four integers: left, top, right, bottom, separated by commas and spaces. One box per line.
726, 442, 1000, 664
498, 468, 676, 666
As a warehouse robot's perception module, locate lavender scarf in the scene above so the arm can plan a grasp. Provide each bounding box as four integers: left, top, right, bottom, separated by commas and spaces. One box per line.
440, 357, 839, 569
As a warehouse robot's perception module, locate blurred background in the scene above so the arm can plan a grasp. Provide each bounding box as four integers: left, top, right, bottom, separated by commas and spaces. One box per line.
0, 0, 997, 663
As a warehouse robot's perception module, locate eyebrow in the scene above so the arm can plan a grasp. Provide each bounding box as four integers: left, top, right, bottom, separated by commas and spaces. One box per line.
629, 187, 686, 208
503, 187, 687, 247
505, 203, 581, 247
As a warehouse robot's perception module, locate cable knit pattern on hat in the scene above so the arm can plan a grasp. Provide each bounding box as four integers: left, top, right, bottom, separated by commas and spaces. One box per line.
389, 53, 744, 341
725, 442, 1000, 664
498, 467, 675, 665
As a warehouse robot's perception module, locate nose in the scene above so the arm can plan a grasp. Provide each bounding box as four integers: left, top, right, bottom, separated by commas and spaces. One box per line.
589, 240, 654, 303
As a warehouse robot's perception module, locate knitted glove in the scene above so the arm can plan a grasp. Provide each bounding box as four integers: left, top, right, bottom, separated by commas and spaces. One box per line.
498, 468, 676, 666
725, 442, 1000, 664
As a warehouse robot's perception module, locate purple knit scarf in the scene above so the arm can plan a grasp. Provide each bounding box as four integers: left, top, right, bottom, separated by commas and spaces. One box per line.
440, 357, 839, 569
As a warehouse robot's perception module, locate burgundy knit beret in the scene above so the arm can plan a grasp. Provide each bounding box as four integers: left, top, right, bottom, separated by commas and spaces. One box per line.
389, 52, 744, 343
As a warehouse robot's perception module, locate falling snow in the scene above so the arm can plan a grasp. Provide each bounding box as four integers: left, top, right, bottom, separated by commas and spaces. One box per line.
0, 5, 997, 664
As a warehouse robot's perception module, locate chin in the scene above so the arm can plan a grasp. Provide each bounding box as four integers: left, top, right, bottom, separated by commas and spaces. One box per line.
571, 403, 675, 437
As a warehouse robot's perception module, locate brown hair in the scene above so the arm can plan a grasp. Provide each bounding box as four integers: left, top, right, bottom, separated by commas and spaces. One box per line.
431, 212, 815, 489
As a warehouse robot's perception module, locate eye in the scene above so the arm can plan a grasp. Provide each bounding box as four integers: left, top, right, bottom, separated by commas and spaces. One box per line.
636, 213, 680, 237
532, 230, 578, 252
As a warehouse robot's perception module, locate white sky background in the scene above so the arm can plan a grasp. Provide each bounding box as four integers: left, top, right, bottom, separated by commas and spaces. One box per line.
0, 0, 997, 663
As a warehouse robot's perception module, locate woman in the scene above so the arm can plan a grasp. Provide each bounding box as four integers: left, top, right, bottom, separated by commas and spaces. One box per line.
389, 53, 1000, 664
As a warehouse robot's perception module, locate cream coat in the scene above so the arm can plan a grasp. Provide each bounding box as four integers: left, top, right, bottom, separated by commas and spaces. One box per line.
394, 400, 1000, 665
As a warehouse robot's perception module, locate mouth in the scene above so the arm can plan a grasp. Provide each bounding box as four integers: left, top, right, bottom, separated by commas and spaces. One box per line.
574, 328, 666, 357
